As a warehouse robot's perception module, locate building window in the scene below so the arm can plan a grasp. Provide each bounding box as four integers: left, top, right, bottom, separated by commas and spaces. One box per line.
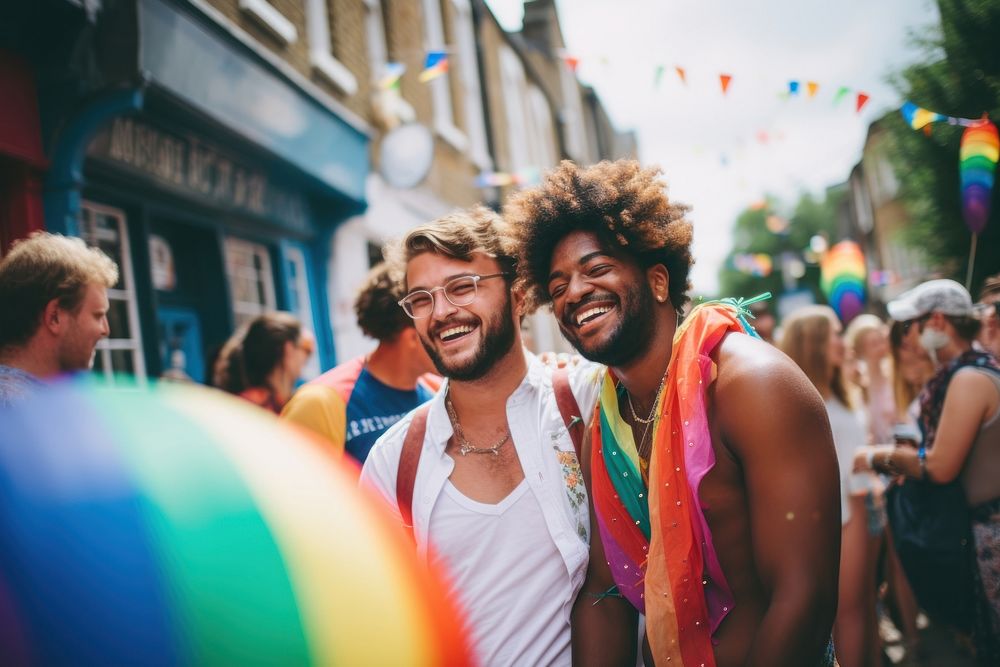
527, 85, 558, 168
499, 46, 558, 175
451, 0, 491, 169
421, 0, 467, 150
239, 0, 299, 45
305, 0, 359, 95
559, 63, 588, 162
284, 246, 321, 380
224, 237, 277, 327
79, 201, 147, 384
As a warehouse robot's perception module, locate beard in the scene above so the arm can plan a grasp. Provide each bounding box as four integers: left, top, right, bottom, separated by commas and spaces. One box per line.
420, 296, 517, 382
560, 282, 657, 367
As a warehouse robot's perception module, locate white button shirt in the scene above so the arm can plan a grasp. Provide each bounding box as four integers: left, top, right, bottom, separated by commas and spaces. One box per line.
361, 350, 603, 587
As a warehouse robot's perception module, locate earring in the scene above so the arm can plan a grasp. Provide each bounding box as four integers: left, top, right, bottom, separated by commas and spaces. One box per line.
657, 294, 665, 303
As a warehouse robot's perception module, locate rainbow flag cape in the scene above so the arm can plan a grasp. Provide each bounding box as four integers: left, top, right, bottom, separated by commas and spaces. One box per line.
591, 302, 762, 666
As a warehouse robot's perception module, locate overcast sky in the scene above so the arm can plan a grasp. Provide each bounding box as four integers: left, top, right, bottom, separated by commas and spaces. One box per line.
485, 0, 941, 294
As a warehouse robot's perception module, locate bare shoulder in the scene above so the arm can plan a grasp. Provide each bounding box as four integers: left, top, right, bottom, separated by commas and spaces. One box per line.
713, 332, 815, 398
712, 332, 829, 444
952, 366, 1000, 392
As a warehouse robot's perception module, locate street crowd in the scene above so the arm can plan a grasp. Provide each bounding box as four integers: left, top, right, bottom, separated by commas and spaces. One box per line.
2, 159, 999, 666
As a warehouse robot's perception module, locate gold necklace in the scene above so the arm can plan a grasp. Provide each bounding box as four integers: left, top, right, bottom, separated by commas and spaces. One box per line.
445, 390, 510, 457
629, 369, 670, 460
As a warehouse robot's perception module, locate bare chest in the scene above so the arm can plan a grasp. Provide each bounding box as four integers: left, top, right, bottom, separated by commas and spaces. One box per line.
446, 438, 525, 504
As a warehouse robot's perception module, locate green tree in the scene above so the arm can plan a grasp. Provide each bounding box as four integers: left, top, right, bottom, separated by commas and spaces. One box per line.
885, 0, 1000, 291
718, 189, 843, 304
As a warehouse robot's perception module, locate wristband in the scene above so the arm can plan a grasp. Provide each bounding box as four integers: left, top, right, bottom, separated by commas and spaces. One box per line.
865, 449, 875, 470
917, 445, 927, 480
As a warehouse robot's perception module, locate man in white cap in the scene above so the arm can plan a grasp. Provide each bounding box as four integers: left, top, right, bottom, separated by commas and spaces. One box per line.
854, 278, 1000, 662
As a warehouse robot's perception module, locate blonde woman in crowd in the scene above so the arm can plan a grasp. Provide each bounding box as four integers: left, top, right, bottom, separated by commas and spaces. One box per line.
781, 306, 883, 667
846, 315, 895, 444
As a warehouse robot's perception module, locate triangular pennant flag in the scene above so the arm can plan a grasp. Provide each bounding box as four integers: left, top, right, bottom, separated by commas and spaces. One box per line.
855, 92, 870, 113
833, 86, 850, 106
562, 54, 580, 72
675, 66, 687, 85
654, 64, 666, 89
720, 73, 732, 95
419, 51, 449, 83
900, 101, 948, 130
788, 81, 800, 96
379, 62, 406, 90
806, 81, 819, 98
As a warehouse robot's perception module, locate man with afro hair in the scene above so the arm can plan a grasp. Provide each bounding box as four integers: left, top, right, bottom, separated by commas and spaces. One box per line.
281, 262, 437, 462
506, 160, 841, 667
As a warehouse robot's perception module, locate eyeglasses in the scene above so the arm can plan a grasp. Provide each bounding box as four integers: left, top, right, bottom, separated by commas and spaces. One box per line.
398, 273, 508, 319
900, 315, 930, 335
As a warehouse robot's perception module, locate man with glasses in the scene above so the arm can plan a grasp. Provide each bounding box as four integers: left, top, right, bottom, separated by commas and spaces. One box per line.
281, 262, 438, 462
975, 273, 1000, 359
360, 206, 603, 667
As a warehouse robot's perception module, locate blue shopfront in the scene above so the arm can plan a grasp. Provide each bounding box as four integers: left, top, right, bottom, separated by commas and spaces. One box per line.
42, 0, 368, 383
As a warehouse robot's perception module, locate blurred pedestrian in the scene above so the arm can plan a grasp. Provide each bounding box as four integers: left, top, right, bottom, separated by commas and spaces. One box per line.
855, 279, 1000, 665
782, 306, 883, 667
213, 312, 313, 414
974, 274, 1000, 359
281, 262, 438, 462
878, 318, 935, 662
0, 232, 117, 405
846, 314, 895, 445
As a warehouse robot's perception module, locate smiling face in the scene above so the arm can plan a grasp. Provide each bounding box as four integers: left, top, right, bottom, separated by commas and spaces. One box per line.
404, 251, 518, 382
546, 230, 659, 367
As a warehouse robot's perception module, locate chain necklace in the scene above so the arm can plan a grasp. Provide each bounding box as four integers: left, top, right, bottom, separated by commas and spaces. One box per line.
445, 390, 510, 457
625, 369, 669, 425
627, 368, 670, 461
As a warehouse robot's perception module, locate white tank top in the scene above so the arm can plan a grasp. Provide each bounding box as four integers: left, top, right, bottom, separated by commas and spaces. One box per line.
429, 479, 572, 667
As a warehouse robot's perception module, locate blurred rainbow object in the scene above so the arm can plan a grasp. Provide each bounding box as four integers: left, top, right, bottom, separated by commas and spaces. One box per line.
0, 381, 473, 666
960, 120, 999, 235
732, 253, 773, 277
820, 240, 866, 323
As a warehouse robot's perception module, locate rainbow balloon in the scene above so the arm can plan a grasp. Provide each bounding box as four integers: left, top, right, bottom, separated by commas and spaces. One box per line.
0, 381, 472, 666
960, 120, 999, 235
820, 240, 866, 323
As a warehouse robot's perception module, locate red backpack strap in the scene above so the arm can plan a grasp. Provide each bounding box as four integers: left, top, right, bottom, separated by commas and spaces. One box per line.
552, 368, 584, 461
396, 404, 430, 542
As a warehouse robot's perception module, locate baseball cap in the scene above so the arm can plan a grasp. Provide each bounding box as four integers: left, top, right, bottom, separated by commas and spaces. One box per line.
886, 279, 974, 321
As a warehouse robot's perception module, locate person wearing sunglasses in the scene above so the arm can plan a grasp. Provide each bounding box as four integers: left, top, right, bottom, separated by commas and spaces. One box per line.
854, 279, 1000, 663
975, 273, 1000, 359
361, 206, 604, 667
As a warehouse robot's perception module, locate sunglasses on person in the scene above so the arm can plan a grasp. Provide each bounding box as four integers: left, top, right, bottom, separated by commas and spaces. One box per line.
398, 273, 508, 319
900, 314, 931, 335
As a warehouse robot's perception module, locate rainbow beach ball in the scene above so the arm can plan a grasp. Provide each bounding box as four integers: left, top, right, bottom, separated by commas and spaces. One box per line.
0, 380, 472, 666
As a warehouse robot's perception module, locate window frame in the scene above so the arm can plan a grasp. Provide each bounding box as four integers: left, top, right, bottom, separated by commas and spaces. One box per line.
79, 200, 148, 385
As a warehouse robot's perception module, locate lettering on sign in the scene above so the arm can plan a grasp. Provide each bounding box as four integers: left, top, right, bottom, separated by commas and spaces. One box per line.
90, 118, 308, 229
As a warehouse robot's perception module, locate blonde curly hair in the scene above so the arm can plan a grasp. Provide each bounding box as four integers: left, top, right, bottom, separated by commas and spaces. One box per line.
504, 160, 693, 312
